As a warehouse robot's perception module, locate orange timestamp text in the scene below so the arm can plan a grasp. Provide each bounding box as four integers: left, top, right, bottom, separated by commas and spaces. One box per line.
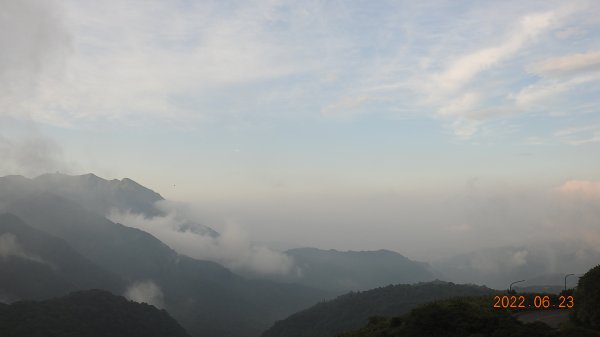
492, 295, 574, 309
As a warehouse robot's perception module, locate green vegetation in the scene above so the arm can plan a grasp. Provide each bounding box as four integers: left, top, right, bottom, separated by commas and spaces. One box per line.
574, 265, 600, 329
261, 281, 496, 337
0, 289, 191, 337
330, 264, 600, 337
335, 297, 600, 337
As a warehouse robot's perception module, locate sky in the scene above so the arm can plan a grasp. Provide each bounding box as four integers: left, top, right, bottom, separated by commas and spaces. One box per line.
1, 0, 600, 260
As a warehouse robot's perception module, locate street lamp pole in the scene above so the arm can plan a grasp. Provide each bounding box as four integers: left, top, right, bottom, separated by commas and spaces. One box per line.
509, 280, 526, 293
564, 273, 575, 291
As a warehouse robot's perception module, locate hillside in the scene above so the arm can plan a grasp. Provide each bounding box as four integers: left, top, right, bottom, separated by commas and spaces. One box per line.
261, 281, 496, 337
333, 297, 600, 337
0, 213, 124, 302
334, 264, 600, 337
0, 289, 191, 337
282, 247, 435, 292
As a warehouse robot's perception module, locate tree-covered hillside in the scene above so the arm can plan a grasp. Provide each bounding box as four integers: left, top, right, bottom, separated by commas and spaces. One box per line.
574, 264, 600, 329
0, 213, 124, 301
334, 297, 600, 337
334, 264, 600, 337
0, 289, 191, 337
261, 281, 496, 337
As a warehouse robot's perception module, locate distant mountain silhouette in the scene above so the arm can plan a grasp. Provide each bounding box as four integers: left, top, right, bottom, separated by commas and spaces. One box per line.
282, 247, 435, 292
0, 289, 191, 337
261, 280, 495, 337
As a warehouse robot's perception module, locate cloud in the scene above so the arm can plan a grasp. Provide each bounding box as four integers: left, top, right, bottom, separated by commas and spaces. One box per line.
2, 0, 599, 141
432, 11, 557, 96
108, 204, 295, 276
515, 49, 600, 108
511, 250, 529, 267
0, 0, 71, 120
468, 249, 529, 274
2, 0, 331, 125
0, 233, 44, 263
557, 180, 600, 200
124, 280, 164, 309
554, 125, 600, 145
530, 50, 600, 77
438, 92, 480, 117
0, 132, 68, 177
321, 95, 369, 117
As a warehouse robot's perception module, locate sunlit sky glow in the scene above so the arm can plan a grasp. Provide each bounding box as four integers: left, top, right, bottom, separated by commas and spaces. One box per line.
1, 0, 600, 259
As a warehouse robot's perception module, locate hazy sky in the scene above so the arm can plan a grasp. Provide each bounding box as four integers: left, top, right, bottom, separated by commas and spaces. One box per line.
1, 0, 600, 259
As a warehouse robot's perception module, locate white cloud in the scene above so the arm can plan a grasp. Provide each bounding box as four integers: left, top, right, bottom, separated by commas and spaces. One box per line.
531, 50, 600, 77
449, 119, 481, 140
438, 92, 480, 117
0, 233, 45, 263
108, 204, 295, 276
124, 280, 164, 309
0, 0, 70, 120
3, 0, 332, 125
0, 132, 68, 177
432, 11, 556, 95
554, 125, 600, 145
1, 0, 598, 141
321, 95, 369, 117
511, 250, 529, 267
514, 50, 600, 108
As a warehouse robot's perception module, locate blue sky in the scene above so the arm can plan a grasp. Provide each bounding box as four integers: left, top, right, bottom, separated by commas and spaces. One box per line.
1, 0, 600, 258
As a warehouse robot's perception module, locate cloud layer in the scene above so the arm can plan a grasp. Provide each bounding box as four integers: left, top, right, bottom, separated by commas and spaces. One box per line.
108, 202, 295, 276
2, 0, 599, 139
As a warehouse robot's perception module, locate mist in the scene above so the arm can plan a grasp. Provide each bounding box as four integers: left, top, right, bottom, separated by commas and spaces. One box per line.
0, 0, 71, 177
108, 201, 296, 276
185, 179, 600, 263
0, 233, 44, 264
0, 0, 70, 120
0, 130, 69, 177
124, 280, 164, 309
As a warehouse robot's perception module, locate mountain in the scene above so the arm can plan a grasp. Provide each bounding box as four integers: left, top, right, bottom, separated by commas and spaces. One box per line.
260, 281, 496, 337
0, 174, 331, 337
282, 247, 436, 292
33, 173, 165, 216
12, 173, 218, 237
432, 243, 600, 289
0, 289, 191, 337
0, 213, 124, 302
